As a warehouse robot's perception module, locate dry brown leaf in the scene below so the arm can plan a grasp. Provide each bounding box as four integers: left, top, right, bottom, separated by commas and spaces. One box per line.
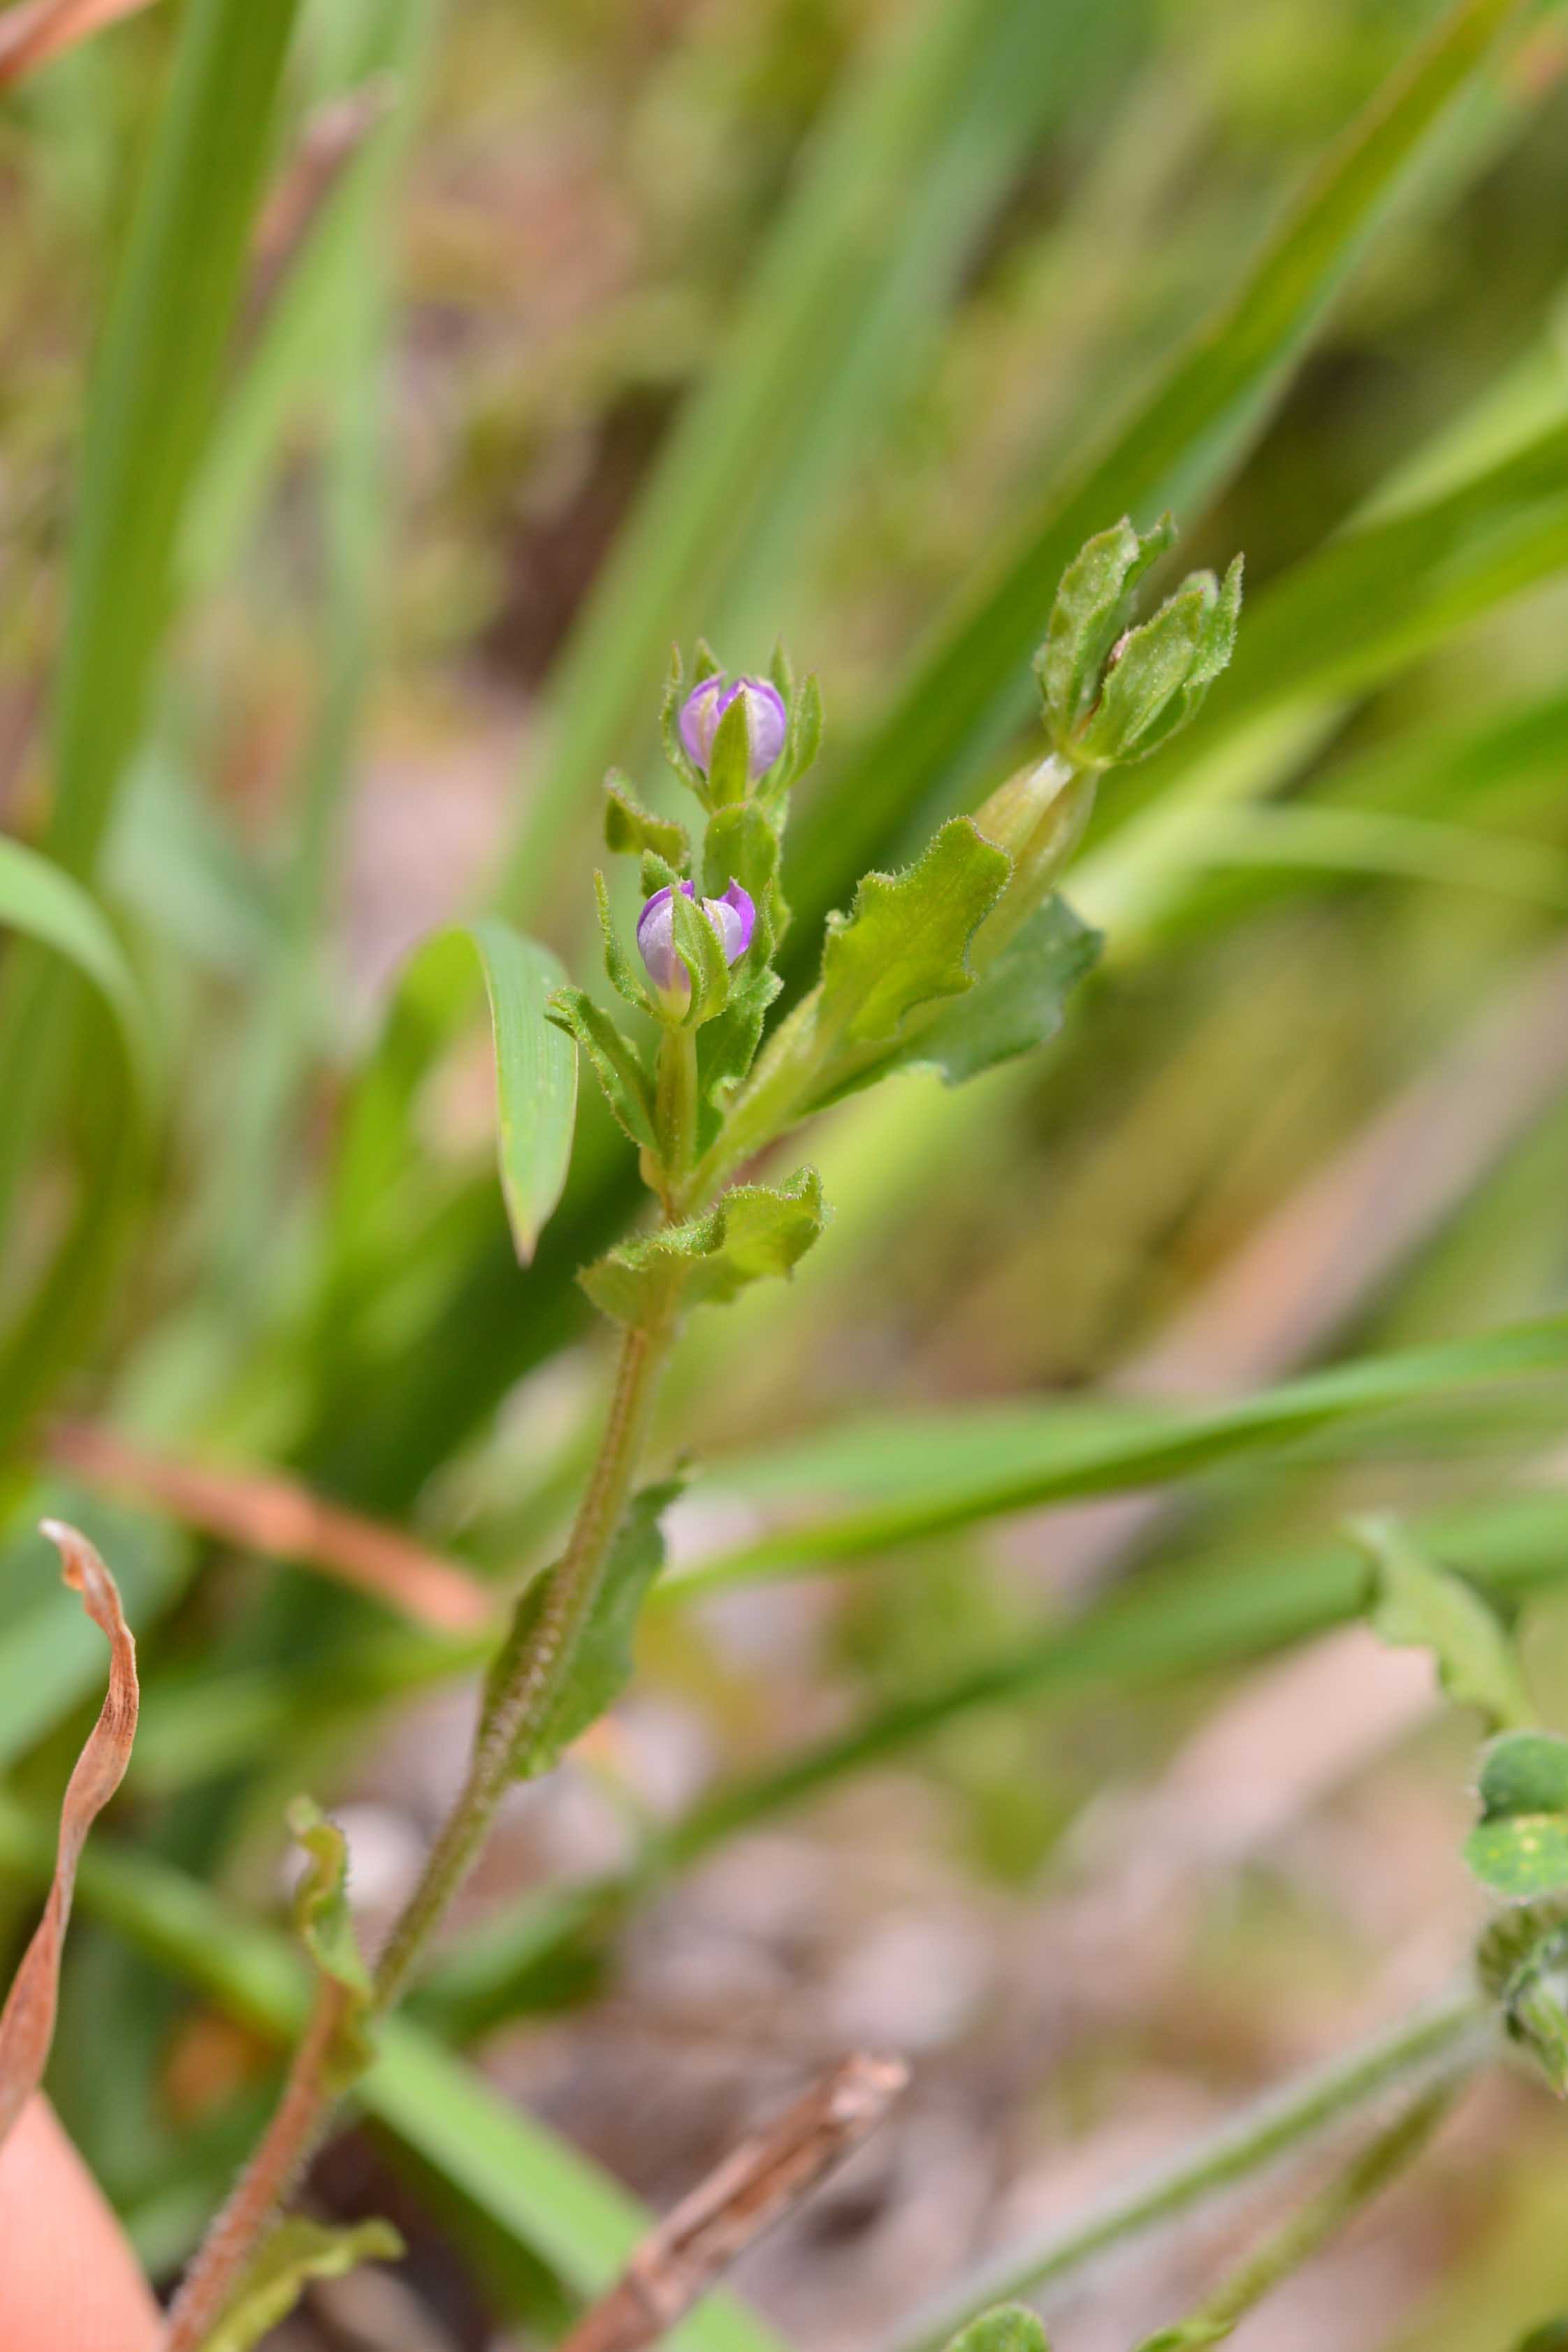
0, 0, 158, 90
50, 1418, 495, 1635
0, 1521, 138, 2150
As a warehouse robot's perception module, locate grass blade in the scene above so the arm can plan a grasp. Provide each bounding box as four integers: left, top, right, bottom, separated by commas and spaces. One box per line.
673, 1312, 1568, 1588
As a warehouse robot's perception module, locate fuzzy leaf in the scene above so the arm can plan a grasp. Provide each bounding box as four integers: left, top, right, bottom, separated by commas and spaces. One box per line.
818, 819, 1010, 1052
943, 2307, 1052, 2352
203, 2216, 404, 2352
495, 1479, 685, 1780
546, 987, 657, 1152
873, 896, 1101, 1092
594, 871, 655, 1012
286, 1796, 376, 2086
580, 1168, 825, 1326
604, 775, 690, 868
0, 1524, 138, 2149
1479, 1732, 1568, 1818
1356, 1514, 1534, 1732
776, 669, 824, 792
1465, 1815, 1568, 1902
1038, 514, 1176, 739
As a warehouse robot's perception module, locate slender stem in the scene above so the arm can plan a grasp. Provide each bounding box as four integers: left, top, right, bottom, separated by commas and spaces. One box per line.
166, 1312, 674, 2336
1154, 2077, 1459, 2344
879, 1993, 1490, 2352
373, 1316, 671, 2011
163, 1984, 348, 2351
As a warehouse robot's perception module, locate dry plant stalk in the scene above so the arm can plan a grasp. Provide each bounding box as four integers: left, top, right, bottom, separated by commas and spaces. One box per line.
559, 2054, 910, 2352
0, 1523, 138, 2148
50, 1418, 495, 1634
0, 0, 156, 89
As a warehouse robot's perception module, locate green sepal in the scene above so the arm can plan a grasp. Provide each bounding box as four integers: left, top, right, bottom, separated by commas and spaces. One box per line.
697, 799, 785, 1132
1465, 1730, 1568, 1900
579, 1166, 825, 1326
771, 668, 823, 795
941, 2307, 1051, 2352
203, 2218, 405, 2352
660, 646, 706, 795
1038, 513, 1176, 742
594, 871, 654, 1012
668, 882, 731, 1028
640, 849, 684, 898
286, 1796, 377, 2087
1478, 1899, 1568, 2095
604, 773, 690, 869
706, 687, 753, 808
546, 987, 658, 1152
1356, 1513, 1535, 1733
690, 637, 722, 683
488, 1479, 685, 1781
850, 895, 1101, 1099
1076, 554, 1243, 767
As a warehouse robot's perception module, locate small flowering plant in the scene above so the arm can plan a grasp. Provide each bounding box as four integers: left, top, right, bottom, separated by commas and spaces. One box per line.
7, 521, 1254, 2351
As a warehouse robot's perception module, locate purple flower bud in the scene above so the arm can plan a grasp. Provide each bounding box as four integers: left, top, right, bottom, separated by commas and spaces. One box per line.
678, 674, 788, 780
637, 879, 757, 996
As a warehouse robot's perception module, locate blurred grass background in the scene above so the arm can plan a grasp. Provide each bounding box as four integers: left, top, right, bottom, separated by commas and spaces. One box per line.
6, 0, 1568, 2344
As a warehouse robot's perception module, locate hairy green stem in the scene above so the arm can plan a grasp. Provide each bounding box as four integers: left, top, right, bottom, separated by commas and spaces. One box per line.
166, 1312, 674, 2337
880, 1993, 1490, 2352
654, 1024, 700, 1207
1149, 2076, 1459, 2344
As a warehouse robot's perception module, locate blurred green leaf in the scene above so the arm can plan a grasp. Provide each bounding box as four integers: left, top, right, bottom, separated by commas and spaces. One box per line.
285, 1796, 375, 2086
676, 1314, 1568, 1588
502, 0, 1124, 901
1466, 1732, 1568, 1900
783, 0, 1528, 951
0, 836, 154, 1102
0, 0, 304, 1234
1355, 1512, 1535, 1731
943, 2309, 1051, 2352
204, 2217, 404, 2352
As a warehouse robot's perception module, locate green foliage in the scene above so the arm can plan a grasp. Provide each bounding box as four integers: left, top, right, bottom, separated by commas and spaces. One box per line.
604, 776, 690, 868
580, 1170, 826, 1326
942, 2307, 1051, 2352
286, 1797, 376, 2086
893, 897, 1102, 1090
1356, 1513, 1536, 1733
494, 1480, 685, 1780
1477, 1901, 1568, 2096
1465, 1734, 1568, 1902
548, 988, 658, 1152
1038, 515, 1177, 744
203, 2217, 405, 2352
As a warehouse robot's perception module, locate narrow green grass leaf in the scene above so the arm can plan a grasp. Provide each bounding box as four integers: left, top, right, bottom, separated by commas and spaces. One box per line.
500, 0, 1122, 905
0, 0, 303, 1260
0, 836, 154, 1102
672, 1314, 1568, 1589
783, 0, 1527, 953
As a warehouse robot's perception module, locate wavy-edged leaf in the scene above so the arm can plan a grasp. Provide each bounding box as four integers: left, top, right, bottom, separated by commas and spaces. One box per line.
892, 896, 1102, 1089
1356, 1513, 1535, 1732
0, 1523, 137, 2149
285, 1796, 375, 2087
548, 987, 658, 1151
581, 1170, 826, 1327
203, 2216, 403, 2352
